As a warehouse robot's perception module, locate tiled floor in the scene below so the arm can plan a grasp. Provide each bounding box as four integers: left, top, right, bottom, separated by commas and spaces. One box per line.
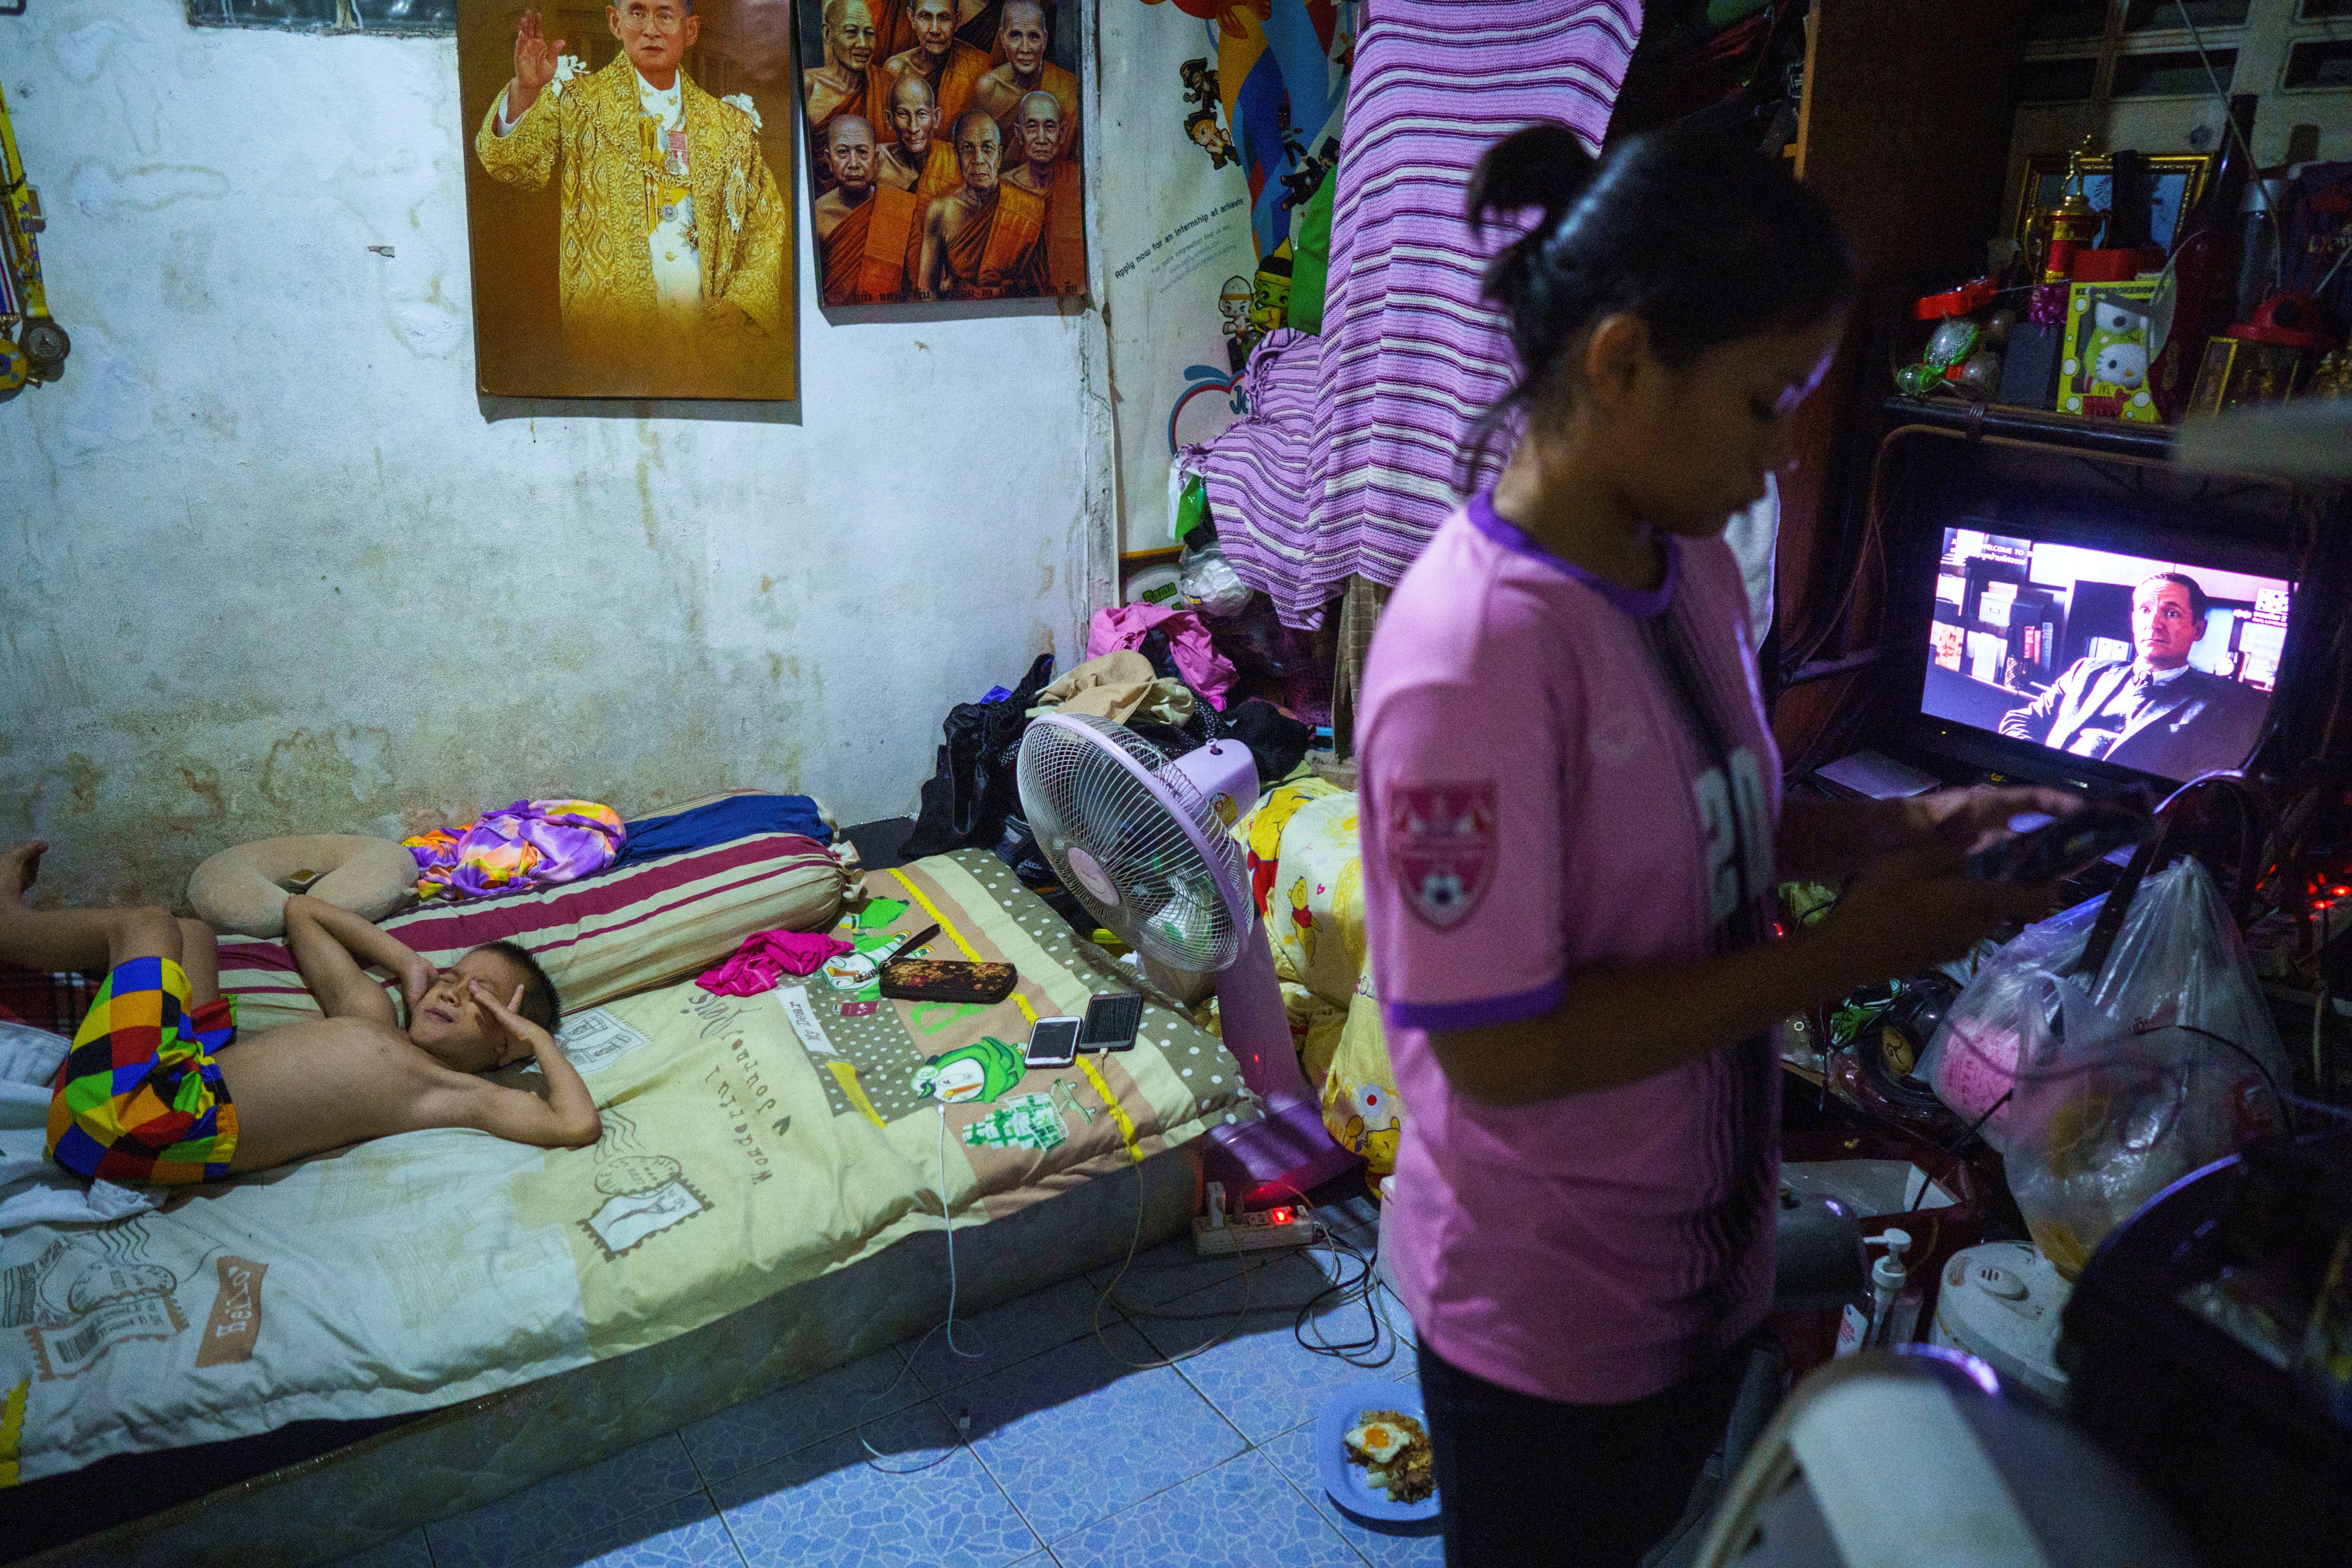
332, 1198, 1444, 1568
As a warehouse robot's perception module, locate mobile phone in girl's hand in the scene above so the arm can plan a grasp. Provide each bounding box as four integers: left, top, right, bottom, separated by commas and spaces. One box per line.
1964, 803, 2151, 884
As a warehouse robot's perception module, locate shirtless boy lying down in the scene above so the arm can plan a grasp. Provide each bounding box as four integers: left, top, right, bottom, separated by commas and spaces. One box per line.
3, 840, 600, 1185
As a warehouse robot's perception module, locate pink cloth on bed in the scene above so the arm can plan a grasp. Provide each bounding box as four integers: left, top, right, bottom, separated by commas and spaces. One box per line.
695, 931, 854, 996
1084, 604, 1237, 710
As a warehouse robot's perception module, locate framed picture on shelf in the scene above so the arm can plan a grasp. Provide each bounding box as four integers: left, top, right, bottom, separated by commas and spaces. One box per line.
2011, 151, 2216, 255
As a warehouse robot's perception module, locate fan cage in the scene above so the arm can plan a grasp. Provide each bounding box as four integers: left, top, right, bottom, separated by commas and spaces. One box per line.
1017, 715, 1247, 972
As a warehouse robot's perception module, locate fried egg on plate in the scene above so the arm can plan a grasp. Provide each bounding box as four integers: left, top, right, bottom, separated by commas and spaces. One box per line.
1346, 1417, 1410, 1465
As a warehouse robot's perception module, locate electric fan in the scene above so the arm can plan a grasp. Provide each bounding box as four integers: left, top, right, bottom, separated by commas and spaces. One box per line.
1016, 714, 1357, 1201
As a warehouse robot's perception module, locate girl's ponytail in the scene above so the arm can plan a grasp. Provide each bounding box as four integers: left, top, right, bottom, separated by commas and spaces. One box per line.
1468, 122, 1599, 323
1459, 120, 1856, 488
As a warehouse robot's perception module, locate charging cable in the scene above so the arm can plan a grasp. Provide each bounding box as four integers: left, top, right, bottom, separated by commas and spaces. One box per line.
855, 1100, 987, 1472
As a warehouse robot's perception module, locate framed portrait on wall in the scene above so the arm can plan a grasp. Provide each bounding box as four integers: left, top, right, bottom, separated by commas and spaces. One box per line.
798, 0, 1086, 306
456, 1, 799, 399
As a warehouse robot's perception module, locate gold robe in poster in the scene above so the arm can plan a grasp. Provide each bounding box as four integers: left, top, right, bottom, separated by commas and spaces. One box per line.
474, 55, 789, 343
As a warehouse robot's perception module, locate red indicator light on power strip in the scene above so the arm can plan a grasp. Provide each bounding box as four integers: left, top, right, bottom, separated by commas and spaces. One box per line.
1268, 1207, 1292, 1225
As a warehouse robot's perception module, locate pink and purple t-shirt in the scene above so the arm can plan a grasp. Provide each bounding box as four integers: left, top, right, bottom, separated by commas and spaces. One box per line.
1358, 492, 1783, 1406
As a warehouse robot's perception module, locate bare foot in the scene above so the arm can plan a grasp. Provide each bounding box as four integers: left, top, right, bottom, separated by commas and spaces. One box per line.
3, 841, 45, 905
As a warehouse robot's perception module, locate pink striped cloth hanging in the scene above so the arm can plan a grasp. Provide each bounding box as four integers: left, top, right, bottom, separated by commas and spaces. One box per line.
1192, 0, 1643, 629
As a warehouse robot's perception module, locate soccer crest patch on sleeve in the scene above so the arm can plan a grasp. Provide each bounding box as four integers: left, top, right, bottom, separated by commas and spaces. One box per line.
1387, 782, 1497, 931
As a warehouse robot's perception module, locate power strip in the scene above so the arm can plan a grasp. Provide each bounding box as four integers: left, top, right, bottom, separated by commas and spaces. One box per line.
1193, 1208, 1317, 1256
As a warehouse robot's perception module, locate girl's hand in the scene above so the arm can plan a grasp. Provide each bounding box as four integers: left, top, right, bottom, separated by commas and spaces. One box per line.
1820, 846, 2062, 982
1881, 787, 2083, 860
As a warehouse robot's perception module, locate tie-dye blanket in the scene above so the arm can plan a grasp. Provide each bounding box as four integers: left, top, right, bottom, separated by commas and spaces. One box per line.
402, 799, 626, 901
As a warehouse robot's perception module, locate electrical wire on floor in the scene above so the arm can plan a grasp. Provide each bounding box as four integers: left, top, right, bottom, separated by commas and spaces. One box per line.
855, 1102, 988, 1473
1289, 1209, 1397, 1371
1228, 1175, 1401, 1370
1090, 1167, 1406, 1373
1091, 1153, 1258, 1372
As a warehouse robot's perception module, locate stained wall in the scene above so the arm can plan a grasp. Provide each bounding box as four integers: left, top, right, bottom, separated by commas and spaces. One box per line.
1, 2, 1112, 907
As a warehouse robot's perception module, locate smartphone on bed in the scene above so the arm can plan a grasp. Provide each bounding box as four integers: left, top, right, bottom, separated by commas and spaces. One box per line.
1025, 1017, 1081, 1069
1077, 992, 1144, 1053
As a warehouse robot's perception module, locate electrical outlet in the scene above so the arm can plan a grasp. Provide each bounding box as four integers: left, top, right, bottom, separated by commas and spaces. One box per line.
1193, 1206, 1316, 1256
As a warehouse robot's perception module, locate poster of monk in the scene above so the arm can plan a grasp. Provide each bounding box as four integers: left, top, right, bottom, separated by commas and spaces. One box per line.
799, 0, 1087, 305
456, 1, 798, 399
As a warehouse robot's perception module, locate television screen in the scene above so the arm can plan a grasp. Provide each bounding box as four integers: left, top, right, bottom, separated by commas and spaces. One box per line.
1919, 526, 2292, 783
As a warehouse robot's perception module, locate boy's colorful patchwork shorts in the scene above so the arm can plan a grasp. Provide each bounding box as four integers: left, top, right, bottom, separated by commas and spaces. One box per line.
47, 956, 240, 1185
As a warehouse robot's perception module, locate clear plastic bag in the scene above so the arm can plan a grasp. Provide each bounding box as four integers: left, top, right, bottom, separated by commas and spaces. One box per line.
1178, 540, 1253, 617
1918, 858, 2288, 1276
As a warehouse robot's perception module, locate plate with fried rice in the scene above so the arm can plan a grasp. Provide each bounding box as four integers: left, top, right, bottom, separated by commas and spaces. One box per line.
1316, 1382, 1441, 1524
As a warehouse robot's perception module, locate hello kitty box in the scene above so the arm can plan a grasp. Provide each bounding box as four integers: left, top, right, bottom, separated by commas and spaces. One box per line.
2061, 276, 2165, 423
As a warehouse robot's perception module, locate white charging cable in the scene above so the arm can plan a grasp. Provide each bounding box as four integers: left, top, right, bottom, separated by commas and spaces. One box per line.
855, 1099, 987, 1471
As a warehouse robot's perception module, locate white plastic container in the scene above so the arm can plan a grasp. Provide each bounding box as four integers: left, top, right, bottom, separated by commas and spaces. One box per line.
1929, 1240, 2073, 1405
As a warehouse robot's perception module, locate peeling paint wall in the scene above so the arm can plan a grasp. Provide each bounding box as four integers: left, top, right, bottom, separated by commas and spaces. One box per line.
1, 3, 1114, 909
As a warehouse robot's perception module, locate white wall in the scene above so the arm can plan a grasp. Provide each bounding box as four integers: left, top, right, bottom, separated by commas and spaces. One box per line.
0, 2, 1114, 907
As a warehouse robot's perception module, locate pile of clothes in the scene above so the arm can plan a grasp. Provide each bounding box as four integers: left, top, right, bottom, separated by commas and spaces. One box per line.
900, 610, 1320, 943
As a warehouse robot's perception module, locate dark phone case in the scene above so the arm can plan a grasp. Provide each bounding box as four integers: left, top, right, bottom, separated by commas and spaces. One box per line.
878, 959, 1018, 1004
1966, 806, 2151, 883
1080, 993, 1145, 1051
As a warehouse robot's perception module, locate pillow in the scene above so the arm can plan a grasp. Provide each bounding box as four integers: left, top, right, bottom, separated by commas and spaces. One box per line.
187, 835, 419, 938
215, 833, 849, 1034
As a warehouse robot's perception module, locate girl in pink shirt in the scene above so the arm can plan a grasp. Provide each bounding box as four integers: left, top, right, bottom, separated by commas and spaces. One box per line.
1357, 124, 2071, 1566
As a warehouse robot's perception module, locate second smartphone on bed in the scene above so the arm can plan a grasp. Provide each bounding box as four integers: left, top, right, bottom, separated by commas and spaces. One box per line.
1078, 992, 1143, 1053
1024, 993, 1145, 1069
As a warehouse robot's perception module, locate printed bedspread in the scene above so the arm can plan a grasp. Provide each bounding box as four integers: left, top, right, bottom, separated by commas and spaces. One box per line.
0, 852, 1247, 1486
1236, 782, 1406, 1177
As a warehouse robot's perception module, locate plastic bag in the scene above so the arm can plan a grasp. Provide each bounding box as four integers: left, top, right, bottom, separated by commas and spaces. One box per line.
1918, 858, 2288, 1276
1178, 540, 1253, 618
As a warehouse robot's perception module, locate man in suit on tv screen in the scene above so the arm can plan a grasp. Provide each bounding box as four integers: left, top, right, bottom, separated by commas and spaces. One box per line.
1998, 572, 2270, 780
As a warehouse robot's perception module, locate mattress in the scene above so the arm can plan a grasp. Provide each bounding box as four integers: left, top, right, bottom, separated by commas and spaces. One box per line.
1, 851, 1245, 1560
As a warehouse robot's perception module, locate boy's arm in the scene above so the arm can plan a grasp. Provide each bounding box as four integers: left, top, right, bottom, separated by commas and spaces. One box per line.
442, 980, 602, 1149
281, 895, 436, 1024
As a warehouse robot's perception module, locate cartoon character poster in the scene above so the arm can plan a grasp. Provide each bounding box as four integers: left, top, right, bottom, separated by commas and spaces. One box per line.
796, 0, 1087, 305
1097, 0, 1354, 549
455, 0, 799, 400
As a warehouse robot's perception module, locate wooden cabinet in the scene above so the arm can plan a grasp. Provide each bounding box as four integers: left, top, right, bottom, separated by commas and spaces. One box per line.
1771, 2, 2034, 763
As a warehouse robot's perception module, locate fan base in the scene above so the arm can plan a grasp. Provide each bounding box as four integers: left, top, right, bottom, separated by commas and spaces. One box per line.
1203, 1093, 1359, 1207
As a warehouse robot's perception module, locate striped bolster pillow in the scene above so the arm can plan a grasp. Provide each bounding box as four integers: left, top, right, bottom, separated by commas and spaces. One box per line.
216, 833, 850, 1034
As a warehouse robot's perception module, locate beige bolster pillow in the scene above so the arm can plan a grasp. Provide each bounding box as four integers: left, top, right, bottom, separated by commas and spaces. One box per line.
187, 835, 417, 937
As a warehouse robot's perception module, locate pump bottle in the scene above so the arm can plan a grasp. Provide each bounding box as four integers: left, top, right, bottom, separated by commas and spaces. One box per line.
1834, 1229, 1918, 1357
